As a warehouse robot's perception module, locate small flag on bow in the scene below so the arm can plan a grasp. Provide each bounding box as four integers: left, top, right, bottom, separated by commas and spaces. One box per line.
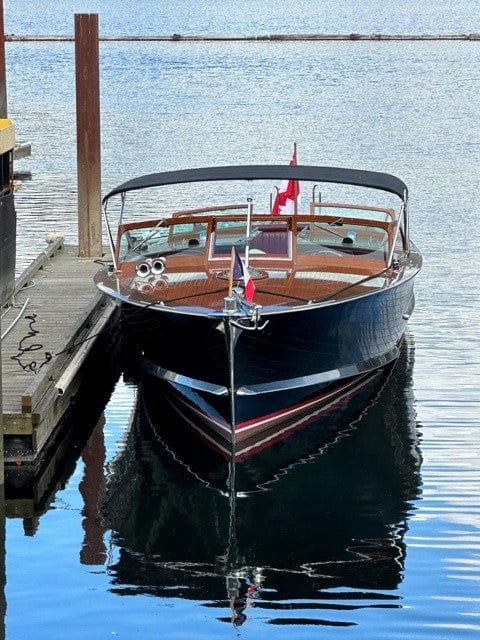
232, 246, 255, 302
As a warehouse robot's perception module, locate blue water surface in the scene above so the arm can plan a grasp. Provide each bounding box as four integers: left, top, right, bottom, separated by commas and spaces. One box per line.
4, 0, 480, 36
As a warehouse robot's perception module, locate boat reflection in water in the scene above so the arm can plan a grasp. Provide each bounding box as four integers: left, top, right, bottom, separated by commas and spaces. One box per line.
101, 337, 422, 628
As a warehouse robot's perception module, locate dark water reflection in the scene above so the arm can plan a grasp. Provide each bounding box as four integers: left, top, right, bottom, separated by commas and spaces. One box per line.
100, 338, 421, 627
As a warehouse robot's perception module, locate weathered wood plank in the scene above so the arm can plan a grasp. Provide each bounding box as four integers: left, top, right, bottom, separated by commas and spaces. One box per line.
2, 413, 33, 434
21, 292, 111, 414
13, 235, 65, 294
2, 243, 115, 449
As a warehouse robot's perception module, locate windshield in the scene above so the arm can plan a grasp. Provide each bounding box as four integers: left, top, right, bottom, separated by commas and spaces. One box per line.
118, 220, 208, 262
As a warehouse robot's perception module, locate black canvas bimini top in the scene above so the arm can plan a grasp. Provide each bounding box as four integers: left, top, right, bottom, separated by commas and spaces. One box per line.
102, 165, 408, 204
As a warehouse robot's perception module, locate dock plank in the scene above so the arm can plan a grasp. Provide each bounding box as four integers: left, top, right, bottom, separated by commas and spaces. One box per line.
1, 242, 116, 449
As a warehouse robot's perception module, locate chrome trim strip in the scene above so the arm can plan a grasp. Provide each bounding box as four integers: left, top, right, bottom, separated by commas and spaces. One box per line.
144, 345, 398, 399
236, 347, 399, 396
143, 358, 229, 396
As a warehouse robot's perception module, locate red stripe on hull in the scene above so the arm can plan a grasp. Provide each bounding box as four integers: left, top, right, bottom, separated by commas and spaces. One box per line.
165, 370, 383, 460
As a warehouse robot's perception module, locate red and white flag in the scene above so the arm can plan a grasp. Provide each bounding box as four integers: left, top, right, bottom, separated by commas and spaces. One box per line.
272, 145, 300, 215
233, 246, 255, 302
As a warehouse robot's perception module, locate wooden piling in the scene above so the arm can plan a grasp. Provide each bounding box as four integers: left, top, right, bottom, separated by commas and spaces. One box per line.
75, 14, 102, 258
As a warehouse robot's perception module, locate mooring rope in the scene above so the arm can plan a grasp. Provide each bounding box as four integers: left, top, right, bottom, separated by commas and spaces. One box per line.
9, 313, 53, 374
9, 297, 160, 373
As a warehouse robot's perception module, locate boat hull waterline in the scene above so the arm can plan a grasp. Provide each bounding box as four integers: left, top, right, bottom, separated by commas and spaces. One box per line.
156, 368, 388, 460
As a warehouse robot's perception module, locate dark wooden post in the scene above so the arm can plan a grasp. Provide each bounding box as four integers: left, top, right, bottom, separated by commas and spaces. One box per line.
0, 0, 7, 118
75, 14, 102, 257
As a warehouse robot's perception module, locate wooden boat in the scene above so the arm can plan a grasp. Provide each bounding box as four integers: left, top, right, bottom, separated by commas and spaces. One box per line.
94, 162, 422, 453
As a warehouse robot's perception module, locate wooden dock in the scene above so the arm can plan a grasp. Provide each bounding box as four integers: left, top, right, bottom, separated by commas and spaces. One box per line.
1, 237, 118, 462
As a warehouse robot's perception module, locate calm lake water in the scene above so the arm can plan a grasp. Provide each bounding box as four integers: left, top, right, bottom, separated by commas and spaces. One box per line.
3, 2, 480, 639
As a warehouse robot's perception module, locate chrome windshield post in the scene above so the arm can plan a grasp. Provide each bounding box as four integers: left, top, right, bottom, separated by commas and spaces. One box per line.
102, 200, 118, 271
402, 190, 409, 253
245, 197, 253, 269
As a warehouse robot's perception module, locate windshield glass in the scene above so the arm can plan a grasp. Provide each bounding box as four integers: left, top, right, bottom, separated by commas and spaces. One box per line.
211, 219, 291, 258
313, 204, 393, 223
118, 220, 208, 262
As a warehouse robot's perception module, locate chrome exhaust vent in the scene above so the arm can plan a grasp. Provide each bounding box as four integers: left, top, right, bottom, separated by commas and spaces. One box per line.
150, 258, 166, 275
136, 262, 151, 277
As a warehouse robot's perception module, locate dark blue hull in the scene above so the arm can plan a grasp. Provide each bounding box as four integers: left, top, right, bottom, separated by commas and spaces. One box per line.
125, 272, 416, 439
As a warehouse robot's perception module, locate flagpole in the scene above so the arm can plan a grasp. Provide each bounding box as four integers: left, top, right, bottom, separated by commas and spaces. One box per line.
228, 245, 235, 297
293, 142, 298, 215
271, 186, 279, 215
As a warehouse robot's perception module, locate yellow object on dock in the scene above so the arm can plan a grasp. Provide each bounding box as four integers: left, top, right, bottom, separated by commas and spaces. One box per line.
0, 118, 15, 155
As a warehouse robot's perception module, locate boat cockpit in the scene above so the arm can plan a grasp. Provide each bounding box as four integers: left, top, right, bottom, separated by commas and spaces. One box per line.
115, 200, 402, 273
